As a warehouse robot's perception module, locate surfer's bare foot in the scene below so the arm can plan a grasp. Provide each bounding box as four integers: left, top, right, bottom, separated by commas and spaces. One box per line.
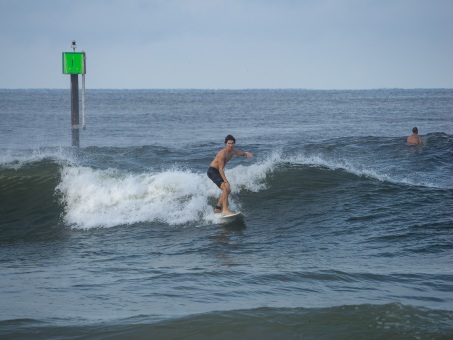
214, 205, 222, 213
222, 209, 235, 215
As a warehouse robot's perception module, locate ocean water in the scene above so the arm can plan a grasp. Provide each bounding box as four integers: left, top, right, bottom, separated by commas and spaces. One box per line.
0, 89, 452, 339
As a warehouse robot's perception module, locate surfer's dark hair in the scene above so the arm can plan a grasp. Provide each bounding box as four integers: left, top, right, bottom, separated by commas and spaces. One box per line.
225, 135, 236, 144
412, 127, 418, 133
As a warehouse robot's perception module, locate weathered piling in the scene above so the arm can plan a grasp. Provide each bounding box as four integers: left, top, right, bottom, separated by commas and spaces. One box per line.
70, 74, 80, 147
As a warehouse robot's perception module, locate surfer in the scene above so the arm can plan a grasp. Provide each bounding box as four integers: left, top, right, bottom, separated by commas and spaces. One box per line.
407, 127, 423, 145
207, 135, 253, 215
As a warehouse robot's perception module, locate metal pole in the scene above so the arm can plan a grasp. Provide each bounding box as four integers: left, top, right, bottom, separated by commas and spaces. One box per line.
82, 73, 86, 130
71, 74, 80, 147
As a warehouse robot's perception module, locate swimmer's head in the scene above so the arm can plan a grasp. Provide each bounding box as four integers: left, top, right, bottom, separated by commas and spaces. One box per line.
412, 127, 418, 133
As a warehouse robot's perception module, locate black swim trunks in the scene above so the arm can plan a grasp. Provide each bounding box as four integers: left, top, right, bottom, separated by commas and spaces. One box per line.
207, 166, 224, 189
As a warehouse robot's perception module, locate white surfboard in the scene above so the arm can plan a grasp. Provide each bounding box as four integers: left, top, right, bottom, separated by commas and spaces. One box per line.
215, 212, 244, 221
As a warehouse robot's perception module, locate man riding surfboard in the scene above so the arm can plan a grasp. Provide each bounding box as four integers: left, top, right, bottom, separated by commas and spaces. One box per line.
207, 135, 253, 215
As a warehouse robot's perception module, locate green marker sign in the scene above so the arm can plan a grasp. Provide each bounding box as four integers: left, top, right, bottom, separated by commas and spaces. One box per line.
62, 52, 86, 74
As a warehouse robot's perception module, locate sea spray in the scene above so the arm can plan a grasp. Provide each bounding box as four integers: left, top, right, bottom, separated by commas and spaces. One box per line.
56, 156, 275, 229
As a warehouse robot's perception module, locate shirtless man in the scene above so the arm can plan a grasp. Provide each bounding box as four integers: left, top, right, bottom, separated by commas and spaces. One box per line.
407, 127, 423, 145
207, 135, 253, 215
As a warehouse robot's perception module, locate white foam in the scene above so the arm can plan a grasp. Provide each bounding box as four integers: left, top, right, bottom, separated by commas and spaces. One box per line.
286, 153, 444, 188
288, 153, 384, 178
226, 151, 279, 192
57, 158, 275, 229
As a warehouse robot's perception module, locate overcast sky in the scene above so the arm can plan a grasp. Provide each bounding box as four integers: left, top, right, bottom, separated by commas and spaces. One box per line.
1, 0, 452, 89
